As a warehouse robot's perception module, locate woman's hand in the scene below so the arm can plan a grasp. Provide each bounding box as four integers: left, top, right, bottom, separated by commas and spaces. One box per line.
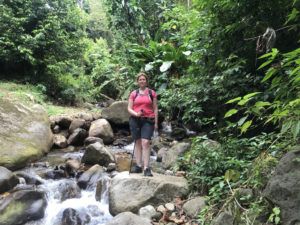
136, 110, 143, 117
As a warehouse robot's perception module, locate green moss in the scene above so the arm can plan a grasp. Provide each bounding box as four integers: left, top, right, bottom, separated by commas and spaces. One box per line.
0, 201, 25, 224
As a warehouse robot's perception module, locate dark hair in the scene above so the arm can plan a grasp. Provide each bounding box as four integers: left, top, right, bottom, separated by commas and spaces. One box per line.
136, 72, 148, 82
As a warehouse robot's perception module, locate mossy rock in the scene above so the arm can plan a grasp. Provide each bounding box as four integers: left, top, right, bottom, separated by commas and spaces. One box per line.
0, 98, 53, 170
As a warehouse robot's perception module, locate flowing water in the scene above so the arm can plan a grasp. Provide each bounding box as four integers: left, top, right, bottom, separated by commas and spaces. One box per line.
23, 151, 113, 225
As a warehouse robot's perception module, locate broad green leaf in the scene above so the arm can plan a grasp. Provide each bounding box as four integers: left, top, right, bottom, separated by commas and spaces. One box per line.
292, 121, 300, 139
160, 61, 173, 72
255, 101, 271, 108
225, 169, 240, 182
273, 206, 280, 215
226, 97, 242, 104
262, 68, 277, 82
238, 116, 248, 126
243, 92, 261, 99
224, 109, 238, 118
237, 98, 251, 106
259, 51, 273, 59
241, 120, 252, 133
275, 217, 280, 225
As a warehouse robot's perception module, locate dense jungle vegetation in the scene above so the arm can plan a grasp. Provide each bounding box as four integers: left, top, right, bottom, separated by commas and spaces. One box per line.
0, 0, 299, 224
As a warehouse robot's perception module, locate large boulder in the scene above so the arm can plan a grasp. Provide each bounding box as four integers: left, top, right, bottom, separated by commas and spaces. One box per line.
0, 98, 53, 170
81, 142, 115, 167
0, 189, 47, 225
88, 119, 114, 144
162, 142, 191, 169
0, 166, 19, 193
105, 212, 152, 225
101, 101, 130, 125
263, 149, 300, 225
109, 172, 189, 215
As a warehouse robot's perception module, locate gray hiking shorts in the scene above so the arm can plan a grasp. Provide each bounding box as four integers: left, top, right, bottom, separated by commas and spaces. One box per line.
129, 117, 154, 140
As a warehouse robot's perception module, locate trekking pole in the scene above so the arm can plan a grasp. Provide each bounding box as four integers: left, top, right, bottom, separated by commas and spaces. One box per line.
129, 140, 136, 175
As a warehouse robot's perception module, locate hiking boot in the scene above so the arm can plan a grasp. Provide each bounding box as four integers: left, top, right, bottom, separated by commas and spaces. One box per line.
131, 165, 142, 173
144, 167, 153, 177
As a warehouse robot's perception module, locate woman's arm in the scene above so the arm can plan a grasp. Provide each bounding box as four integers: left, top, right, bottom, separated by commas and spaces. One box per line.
153, 98, 158, 130
128, 99, 143, 117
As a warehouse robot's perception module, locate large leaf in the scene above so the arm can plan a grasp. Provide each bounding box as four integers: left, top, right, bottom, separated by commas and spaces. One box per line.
241, 120, 252, 133
225, 169, 240, 182
160, 61, 173, 72
224, 109, 238, 118
226, 97, 242, 104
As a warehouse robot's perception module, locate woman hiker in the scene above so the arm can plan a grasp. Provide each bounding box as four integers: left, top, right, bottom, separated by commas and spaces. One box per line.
128, 72, 158, 177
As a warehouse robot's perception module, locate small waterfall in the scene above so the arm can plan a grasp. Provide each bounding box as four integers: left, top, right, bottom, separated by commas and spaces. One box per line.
24, 172, 112, 225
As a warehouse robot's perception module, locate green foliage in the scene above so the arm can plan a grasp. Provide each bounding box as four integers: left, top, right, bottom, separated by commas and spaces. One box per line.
268, 207, 281, 225
225, 48, 300, 139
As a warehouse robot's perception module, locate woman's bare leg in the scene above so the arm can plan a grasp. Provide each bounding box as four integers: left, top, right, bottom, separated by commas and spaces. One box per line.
141, 138, 151, 169
134, 139, 143, 167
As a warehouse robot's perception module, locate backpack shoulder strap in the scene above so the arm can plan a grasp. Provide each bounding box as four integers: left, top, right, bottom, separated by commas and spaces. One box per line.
148, 89, 153, 102
133, 89, 139, 102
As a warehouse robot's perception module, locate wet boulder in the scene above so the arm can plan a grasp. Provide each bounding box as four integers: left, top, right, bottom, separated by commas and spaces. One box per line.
77, 164, 105, 189
88, 119, 114, 144
105, 212, 152, 225
59, 180, 81, 201
0, 166, 19, 193
0, 98, 53, 170
14, 171, 43, 185
263, 149, 300, 225
81, 142, 114, 167
109, 172, 188, 215
0, 189, 47, 225
84, 137, 104, 146
60, 208, 91, 225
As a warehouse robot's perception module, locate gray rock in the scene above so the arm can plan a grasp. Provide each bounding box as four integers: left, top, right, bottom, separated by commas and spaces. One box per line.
139, 205, 157, 220
60, 208, 91, 225
109, 172, 188, 215
77, 164, 105, 189
84, 137, 104, 146
50, 115, 72, 129
162, 142, 190, 169
0, 99, 53, 170
53, 134, 68, 148
101, 101, 130, 125
0, 189, 47, 225
69, 119, 86, 134
81, 142, 114, 167
67, 128, 88, 146
95, 177, 110, 201
105, 212, 152, 225
14, 171, 43, 185
263, 149, 300, 225
88, 119, 114, 144
59, 180, 81, 201
212, 212, 234, 225
0, 166, 19, 193
183, 196, 206, 218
